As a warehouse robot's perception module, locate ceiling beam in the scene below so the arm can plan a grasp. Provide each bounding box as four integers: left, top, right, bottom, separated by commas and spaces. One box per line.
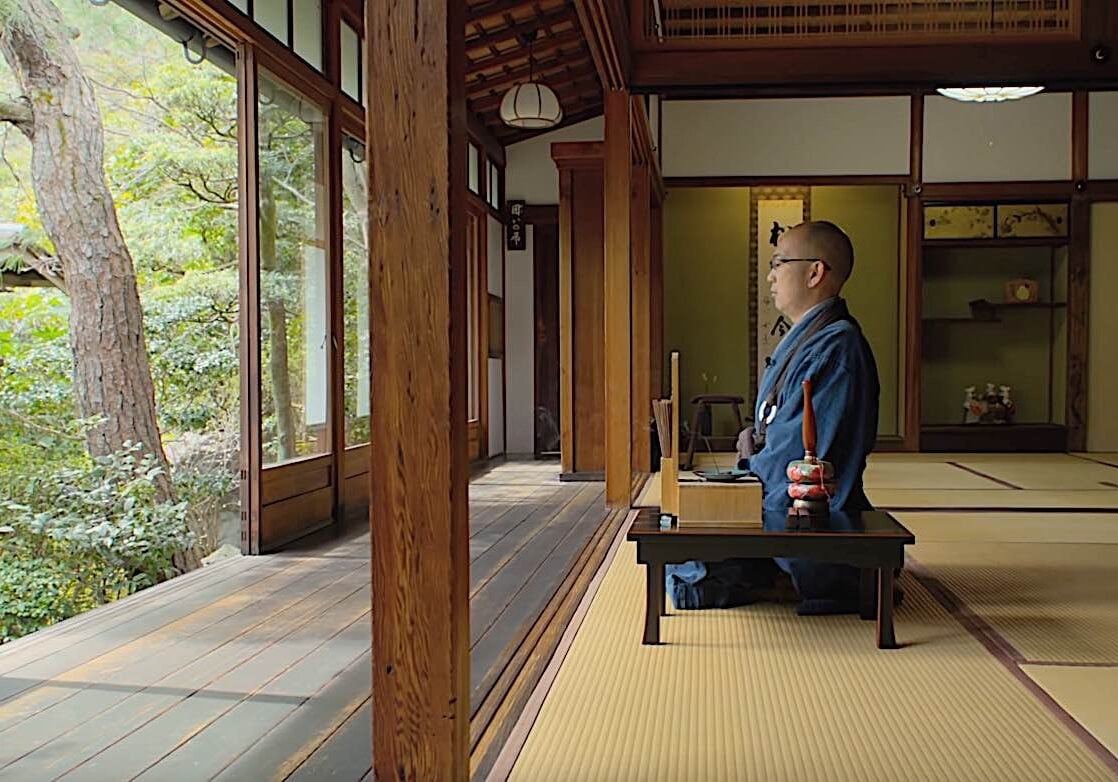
466, 7, 573, 50
574, 0, 630, 90
466, 28, 584, 74
468, 50, 593, 94
466, 0, 533, 24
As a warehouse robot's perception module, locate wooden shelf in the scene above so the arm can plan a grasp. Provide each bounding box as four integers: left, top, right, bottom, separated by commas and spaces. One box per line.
920, 423, 1067, 452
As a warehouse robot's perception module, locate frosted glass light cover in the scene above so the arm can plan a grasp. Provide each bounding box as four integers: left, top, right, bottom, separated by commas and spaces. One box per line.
936, 86, 1045, 103
500, 82, 562, 129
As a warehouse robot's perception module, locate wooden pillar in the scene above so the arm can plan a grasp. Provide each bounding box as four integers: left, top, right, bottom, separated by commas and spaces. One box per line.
553, 143, 605, 478
367, 1, 469, 778
604, 89, 632, 507
650, 198, 664, 398
1068, 91, 1090, 452
630, 162, 651, 481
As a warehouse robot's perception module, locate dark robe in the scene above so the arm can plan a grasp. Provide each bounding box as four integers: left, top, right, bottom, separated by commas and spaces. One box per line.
667, 297, 880, 613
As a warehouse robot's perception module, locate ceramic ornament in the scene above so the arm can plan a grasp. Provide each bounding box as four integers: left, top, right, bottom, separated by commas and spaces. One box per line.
787, 378, 833, 518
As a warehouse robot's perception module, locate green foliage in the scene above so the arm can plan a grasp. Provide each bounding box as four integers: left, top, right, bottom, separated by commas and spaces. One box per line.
0, 0, 243, 642
0, 443, 195, 642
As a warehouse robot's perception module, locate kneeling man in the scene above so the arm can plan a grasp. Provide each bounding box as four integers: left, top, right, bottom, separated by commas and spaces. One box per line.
668, 220, 880, 614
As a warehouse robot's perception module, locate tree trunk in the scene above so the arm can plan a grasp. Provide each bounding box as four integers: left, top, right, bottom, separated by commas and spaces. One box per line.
259, 174, 297, 461
0, 0, 173, 499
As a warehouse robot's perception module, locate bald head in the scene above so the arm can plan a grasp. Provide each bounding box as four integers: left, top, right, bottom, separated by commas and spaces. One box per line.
790, 220, 854, 287
769, 220, 856, 322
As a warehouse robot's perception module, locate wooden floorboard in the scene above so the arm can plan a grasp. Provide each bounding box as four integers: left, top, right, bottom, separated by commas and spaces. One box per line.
0, 460, 608, 781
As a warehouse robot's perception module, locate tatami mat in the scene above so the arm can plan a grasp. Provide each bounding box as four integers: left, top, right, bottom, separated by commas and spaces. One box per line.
898, 512, 1118, 545
862, 460, 1002, 490
508, 541, 1115, 781
912, 541, 1118, 664
948, 454, 1118, 491
1023, 666, 1118, 758
867, 489, 1118, 510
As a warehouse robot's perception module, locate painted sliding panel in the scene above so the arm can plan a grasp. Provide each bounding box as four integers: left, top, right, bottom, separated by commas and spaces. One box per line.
1088, 91, 1118, 180
923, 92, 1072, 182
661, 97, 909, 178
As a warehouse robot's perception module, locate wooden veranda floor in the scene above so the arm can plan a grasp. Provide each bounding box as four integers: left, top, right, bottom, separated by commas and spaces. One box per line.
0, 460, 613, 781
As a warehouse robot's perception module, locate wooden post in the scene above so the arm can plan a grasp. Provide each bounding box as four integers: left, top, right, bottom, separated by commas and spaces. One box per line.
631, 162, 652, 480
604, 89, 632, 507
367, 0, 469, 779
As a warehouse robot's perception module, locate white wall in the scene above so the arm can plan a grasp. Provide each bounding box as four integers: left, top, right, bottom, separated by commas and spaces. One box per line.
1089, 91, 1118, 180
923, 92, 1071, 182
505, 225, 535, 455
487, 215, 504, 456
505, 117, 604, 204
661, 97, 910, 178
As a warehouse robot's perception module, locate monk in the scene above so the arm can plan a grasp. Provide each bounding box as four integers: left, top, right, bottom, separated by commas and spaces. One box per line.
667, 220, 881, 614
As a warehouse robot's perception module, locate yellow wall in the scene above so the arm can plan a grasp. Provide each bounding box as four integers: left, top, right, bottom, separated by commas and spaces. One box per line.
810, 186, 903, 436
1089, 202, 1118, 451
662, 187, 751, 436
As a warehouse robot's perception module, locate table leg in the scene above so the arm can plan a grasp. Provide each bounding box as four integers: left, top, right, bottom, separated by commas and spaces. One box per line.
859, 568, 875, 620
877, 567, 897, 649
656, 561, 667, 616
643, 561, 661, 644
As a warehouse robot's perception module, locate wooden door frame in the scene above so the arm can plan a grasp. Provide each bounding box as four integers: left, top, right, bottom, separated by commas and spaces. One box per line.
467, 196, 490, 461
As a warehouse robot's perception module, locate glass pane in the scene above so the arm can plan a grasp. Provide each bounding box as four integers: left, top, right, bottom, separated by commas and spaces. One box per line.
227, 0, 248, 12
342, 137, 370, 446
467, 214, 480, 420
341, 21, 359, 101
292, 0, 323, 71
258, 74, 329, 466
361, 37, 367, 107
468, 144, 480, 194
488, 161, 500, 209
254, 0, 289, 43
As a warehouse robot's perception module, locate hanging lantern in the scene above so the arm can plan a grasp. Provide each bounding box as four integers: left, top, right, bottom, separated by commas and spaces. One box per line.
499, 30, 563, 130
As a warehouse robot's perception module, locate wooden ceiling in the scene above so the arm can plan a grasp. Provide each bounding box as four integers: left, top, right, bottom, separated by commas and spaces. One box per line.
465, 0, 603, 145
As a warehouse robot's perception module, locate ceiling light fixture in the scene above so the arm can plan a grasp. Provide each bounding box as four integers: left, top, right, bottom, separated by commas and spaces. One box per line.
499, 30, 563, 130
935, 86, 1045, 103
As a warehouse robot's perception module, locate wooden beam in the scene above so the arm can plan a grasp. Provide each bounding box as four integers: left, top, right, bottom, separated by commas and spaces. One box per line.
631, 161, 652, 484
575, 0, 632, 89
466, 0, 535, 24
469, 60, 600, 102
903, 93, 923, 451
236, 43, 261, 555
468, 111, 506, 168
468, 49, 592, 93
604, 89, 632, 507
466, 29, 585, 74
467, 8, 574, 50
1073, 91, 1088, 184
469, 65, 601, 111
368, 0, 469, 778
632, 41, 1118, 92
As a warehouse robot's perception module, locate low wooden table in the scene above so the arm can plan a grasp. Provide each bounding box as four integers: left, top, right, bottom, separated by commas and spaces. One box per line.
627, 507, 915, 649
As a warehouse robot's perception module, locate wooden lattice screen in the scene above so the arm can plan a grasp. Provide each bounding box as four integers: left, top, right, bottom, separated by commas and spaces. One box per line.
644, 0, 1077, 44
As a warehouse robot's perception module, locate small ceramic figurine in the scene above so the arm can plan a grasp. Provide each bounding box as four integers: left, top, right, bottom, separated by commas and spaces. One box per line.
963, 386, 982, 424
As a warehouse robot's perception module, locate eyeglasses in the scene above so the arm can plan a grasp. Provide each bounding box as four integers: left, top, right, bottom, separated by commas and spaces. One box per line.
769, 256, 832, 272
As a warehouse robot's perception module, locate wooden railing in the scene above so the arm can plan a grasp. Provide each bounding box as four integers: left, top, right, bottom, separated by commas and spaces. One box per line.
636, 0, 1078, 47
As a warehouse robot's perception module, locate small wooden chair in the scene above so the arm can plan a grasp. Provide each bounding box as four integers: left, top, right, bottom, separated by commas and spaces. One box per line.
683, 394, 747, 470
